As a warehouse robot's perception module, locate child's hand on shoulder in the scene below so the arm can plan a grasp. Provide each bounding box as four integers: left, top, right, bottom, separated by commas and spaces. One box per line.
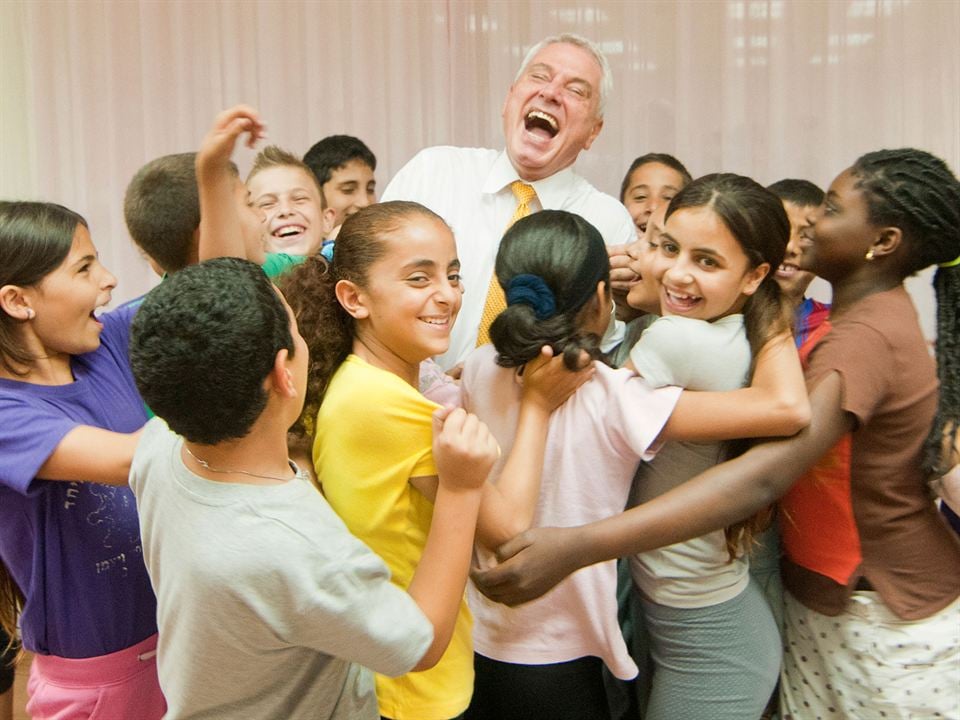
432, 406, 499, 492
197, 105, 266, 176
520, 345, 595, 414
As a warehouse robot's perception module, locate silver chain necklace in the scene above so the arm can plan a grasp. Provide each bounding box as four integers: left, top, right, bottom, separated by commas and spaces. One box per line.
183, 444, 296, 483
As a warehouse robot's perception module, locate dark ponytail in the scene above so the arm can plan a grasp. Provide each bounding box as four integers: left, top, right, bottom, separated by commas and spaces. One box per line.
850, 149, 960, 474
489, 210, 610, 370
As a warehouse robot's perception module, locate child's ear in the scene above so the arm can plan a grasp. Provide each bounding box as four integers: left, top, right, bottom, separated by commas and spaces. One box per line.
269, 348, 297, 397
321, 207, 337, 237
741, 263, 770, 297
335, 279, 369, 319
872, 226, 902, 259
0, 284, 33, 321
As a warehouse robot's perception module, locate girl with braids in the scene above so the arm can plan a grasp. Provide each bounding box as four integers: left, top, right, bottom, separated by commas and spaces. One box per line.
280, 200, 588, 720
0, 201, 162, 718
462, 203, 808, 720
474, 149, 960, 718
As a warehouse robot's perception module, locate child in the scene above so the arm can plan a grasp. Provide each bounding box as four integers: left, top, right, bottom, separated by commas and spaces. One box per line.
619, 153, 693, 237
474, 149, 960, 718
0, 201, 162, 718
623, 174, 791, 720
608, 162, 692, 366
280, 200, 590, 720
247, 145, 337, 257
766, 178, 828, 347
123, 119, 301, 282
461, 205, 804, 720
302, 134, 377, 229
127, 257, 497, 718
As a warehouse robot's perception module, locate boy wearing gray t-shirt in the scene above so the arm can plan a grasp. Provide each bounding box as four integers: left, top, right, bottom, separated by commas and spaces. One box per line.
128, 258, 495, 719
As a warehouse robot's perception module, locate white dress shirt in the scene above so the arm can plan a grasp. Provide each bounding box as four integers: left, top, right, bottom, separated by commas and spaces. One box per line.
383, 146, 635, 368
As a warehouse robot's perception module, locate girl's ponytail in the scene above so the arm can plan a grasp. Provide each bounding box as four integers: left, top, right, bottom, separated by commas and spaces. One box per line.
280, 256, 351, 440
489, 210, 610, 370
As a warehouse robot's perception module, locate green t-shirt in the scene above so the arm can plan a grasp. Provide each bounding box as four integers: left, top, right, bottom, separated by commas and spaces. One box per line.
262, 252, 305, 279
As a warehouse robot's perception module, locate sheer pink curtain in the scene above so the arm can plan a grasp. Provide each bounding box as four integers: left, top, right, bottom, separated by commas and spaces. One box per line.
2, 0, 957, 332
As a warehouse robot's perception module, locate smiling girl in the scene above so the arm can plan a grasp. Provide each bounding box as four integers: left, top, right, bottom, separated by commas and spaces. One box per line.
0, 202, 162, 719
621, 174, 791, 720
280, 201, 586, 720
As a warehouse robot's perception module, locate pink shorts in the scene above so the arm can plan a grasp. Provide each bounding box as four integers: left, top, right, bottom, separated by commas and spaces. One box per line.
26, 633, 166, 720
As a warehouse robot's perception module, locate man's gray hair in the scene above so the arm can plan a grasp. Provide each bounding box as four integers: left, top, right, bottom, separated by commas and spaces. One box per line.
514, 34, 612, 116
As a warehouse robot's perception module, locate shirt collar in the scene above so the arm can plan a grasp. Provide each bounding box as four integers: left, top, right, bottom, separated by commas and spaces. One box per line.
482, 150, 578, 210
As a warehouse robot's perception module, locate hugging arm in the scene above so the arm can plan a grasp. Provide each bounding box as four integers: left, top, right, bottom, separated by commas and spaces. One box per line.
472, 372, 851, 606
661, 331, 810, 442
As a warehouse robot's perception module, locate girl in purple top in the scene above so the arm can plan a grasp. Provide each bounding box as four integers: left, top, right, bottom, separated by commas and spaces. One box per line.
0, 202, 163, 718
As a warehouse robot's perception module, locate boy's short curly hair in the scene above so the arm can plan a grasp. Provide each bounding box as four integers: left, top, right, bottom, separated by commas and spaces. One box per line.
130, 258, 294, 444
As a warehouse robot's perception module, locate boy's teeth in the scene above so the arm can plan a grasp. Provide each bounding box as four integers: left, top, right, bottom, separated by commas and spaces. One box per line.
275, 225, 305, 238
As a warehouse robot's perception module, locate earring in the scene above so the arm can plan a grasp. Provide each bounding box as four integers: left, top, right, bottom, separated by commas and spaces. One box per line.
25, 308, 35, 320
865, 249, 875, 261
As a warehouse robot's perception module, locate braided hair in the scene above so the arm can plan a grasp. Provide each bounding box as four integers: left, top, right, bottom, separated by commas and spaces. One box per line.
851, 149, 960, 474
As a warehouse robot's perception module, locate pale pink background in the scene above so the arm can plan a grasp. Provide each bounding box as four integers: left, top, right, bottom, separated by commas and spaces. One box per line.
1, 0, 957, 339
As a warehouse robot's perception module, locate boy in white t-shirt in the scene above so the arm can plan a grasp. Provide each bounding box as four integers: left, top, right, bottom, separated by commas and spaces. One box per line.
127, 257, 496, 719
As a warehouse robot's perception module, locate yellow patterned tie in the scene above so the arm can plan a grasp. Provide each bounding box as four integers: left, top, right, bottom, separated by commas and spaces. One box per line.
476, 181, 537, 346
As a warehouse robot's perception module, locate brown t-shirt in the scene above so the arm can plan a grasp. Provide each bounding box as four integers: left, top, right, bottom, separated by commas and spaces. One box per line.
782, 286, 960, 619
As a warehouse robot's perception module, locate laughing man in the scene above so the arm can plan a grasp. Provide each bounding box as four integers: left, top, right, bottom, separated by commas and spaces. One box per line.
383, 34, 636, 369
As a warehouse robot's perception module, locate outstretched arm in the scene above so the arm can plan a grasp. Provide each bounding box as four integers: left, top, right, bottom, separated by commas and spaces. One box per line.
196, 105, 266, 262
37, 427, 143, 486
475, 348, 594, 550
472, 372, 850, 606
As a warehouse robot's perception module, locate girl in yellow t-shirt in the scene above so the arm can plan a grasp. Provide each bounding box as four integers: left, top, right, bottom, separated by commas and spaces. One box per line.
280, 200, 586, 720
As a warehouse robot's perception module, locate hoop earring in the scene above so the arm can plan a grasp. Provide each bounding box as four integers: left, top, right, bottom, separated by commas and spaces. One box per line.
865, 249, 875, 261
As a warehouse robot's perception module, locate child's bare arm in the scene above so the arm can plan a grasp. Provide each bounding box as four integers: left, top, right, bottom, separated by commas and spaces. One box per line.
662, 331, 810, 442
37, 427, 143, 485
475, 348, 594, 549
196, 105, 265, 262
406, 407, 497, 671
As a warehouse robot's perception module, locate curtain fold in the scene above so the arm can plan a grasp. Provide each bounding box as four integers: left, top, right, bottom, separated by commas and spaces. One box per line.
1, 0, 956, 332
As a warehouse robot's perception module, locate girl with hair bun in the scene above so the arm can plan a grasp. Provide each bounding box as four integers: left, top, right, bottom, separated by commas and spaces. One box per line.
463, 204, 808, 720
474, 149, 960, 718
